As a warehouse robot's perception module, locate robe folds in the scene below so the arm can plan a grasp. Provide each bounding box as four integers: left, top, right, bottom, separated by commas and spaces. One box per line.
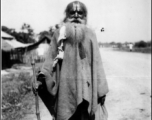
38, 23, 109, 120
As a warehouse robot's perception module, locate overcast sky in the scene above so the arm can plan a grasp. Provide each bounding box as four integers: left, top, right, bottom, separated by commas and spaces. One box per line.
1, 0, 151, 42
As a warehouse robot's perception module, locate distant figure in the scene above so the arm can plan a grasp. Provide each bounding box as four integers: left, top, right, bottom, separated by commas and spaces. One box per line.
129, 43, 133, 51
33, 1, 109, 120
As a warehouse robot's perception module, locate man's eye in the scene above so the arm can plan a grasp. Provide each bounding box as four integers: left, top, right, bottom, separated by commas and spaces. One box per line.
69, 11, 75, 15
78, 11, 83, 15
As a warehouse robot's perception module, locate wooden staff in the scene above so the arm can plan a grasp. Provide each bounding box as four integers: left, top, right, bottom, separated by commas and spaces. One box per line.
31, 57, 41, 120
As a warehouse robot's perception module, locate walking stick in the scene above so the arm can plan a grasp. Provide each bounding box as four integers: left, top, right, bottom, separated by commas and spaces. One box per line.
51, 62, 60, 120
31, 57, 41, 120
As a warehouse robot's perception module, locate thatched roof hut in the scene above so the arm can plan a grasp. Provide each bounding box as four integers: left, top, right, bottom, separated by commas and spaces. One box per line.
1, 31, 51, 69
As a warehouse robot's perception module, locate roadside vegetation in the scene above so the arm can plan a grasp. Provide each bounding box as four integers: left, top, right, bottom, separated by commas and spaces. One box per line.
1, 23, 54, 120
2, 62, 42, 120
99, 40, 151, 54
133, 41, 151, 53
2, 72, 34, 120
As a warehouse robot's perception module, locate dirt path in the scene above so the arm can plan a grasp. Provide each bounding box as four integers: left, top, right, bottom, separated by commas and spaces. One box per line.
101, 48, 151, 120
22, 98, 53, 120
22, 48, 151, 120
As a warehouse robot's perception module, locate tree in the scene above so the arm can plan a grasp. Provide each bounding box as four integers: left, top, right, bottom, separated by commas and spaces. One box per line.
39, 31, 50, 41
109, 41, 116, 45
146, 41, 151, 47
98, 42, 103, 47
2, 24, 35, 43
19, 23, 35, 43
2, 26, 16, 36
116, 42, 122, 48
134, 40, 147, 48
49, 26, 55, 36
21, 23, 33, 35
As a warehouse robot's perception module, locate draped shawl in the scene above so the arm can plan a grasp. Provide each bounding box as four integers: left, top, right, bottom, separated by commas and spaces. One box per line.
38, 23, 109, 120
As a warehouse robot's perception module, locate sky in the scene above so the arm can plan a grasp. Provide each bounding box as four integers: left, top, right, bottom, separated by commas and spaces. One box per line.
1, 0, 151, 43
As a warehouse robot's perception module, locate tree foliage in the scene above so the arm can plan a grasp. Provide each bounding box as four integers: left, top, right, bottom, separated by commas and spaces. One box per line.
134, 40, 151, 48
2, 23, 36, 43
38, 25, 56, 42
38, 31, 50, 41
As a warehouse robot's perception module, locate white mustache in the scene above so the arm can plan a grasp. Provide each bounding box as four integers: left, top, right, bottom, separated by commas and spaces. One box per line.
69, 18, 85, 24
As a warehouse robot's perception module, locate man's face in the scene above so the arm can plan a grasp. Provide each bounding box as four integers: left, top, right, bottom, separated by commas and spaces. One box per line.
66, 2, 87, 24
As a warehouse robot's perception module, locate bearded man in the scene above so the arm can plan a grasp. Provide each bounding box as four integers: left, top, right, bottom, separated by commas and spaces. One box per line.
34, 1, 109, 120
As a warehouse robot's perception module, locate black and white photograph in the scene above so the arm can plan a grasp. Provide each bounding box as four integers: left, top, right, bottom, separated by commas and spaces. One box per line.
1, 0, 151, 120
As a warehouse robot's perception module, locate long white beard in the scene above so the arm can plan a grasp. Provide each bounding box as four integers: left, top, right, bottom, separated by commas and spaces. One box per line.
53, 23, 87, 68
64, 23, 86, 45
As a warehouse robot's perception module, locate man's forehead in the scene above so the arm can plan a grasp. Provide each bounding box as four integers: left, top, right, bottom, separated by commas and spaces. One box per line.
72, 2, 81, 11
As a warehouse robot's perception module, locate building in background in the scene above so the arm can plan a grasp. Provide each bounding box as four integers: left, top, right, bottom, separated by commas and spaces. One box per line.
1, 31, 51, 69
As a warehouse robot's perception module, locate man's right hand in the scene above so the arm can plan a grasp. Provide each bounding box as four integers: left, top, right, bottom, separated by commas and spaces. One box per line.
32, 73, 45, 95
37, 73, 46, 83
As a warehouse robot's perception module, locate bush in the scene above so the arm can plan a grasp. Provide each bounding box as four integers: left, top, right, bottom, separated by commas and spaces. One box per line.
133, 47, 151, 53
134, 41, 149, 48
2, 72, 34, 120
147, 41, 151, 47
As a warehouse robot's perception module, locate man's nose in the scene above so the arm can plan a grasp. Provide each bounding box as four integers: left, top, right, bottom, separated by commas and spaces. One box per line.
74, 12, 78, 18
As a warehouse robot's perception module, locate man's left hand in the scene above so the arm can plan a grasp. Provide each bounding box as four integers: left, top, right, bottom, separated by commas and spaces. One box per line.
98, 95, 106, 106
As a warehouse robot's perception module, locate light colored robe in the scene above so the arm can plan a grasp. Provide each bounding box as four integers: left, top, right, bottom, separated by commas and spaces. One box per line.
38, 23, 109, 120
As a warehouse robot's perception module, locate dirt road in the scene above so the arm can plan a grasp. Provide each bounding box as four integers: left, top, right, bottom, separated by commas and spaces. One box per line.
101, 48, 151, 120
23, 48, 151, 120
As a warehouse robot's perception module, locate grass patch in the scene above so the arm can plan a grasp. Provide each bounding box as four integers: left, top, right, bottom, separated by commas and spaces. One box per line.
2, 72, 35, 120
133, 47, 151, 53
113, 47, 151, 54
